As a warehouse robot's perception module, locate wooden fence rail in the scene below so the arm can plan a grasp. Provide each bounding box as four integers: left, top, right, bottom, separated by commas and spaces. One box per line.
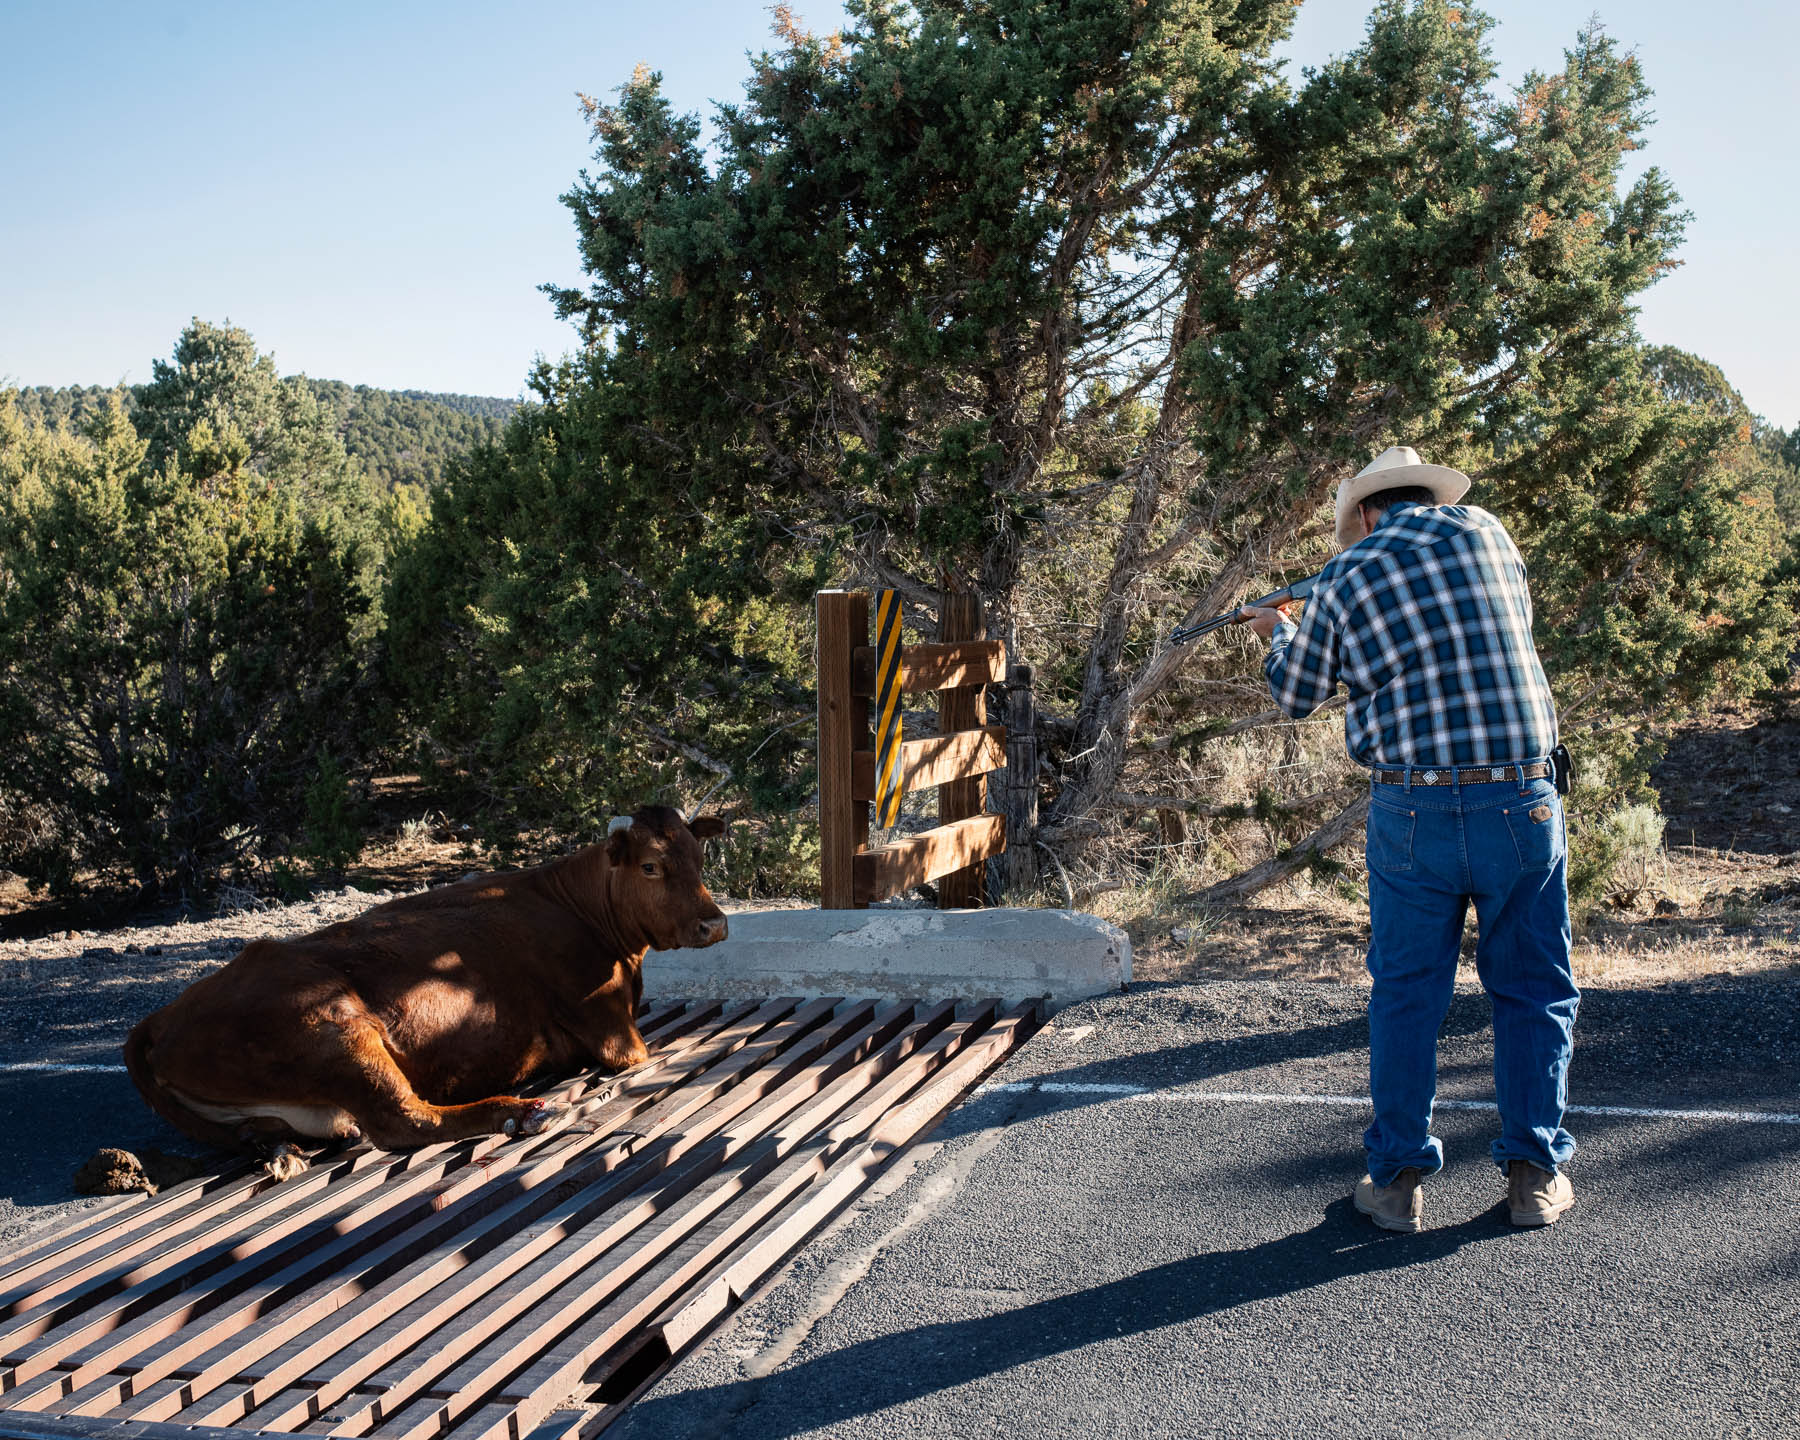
816, 589, 1014, 909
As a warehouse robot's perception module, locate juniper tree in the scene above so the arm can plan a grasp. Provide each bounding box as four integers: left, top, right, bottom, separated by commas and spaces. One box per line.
383, 360, 825, 840
136, 319, 385, 563
0, 324, 385, 898
416, 0, 1792, 886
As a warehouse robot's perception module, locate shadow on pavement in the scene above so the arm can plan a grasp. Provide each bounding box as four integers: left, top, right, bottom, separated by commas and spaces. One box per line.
626, 1198, 1516, 1440
1599, 1113, 1800, 1189
997, 978, 1800, 1118
0, 1071, 195, 1211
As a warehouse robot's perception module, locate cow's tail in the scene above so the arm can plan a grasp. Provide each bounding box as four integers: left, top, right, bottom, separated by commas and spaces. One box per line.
122, 1016, 242, 1151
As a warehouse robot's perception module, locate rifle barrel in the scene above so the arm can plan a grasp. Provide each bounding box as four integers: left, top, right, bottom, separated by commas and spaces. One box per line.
1169, 571, 1321, 646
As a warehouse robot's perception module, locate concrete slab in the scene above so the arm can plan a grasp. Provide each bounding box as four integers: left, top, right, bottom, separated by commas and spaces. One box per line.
645, 907, 1129, 1010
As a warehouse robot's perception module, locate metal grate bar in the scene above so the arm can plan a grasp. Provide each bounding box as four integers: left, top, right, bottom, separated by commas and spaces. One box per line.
0, 996, 1041, 1439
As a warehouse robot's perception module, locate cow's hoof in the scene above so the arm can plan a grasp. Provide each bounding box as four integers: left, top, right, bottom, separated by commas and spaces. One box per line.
505, 1099, 560, 1138
262, 1144, 307, 1183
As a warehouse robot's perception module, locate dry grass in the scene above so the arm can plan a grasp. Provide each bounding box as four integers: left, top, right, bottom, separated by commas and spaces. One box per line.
1066, 676, 1800, 991
1106, 841, 1800, 990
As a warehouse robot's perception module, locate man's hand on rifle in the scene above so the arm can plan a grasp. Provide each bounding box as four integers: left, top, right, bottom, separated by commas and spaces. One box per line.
1237, 603, 1293, 643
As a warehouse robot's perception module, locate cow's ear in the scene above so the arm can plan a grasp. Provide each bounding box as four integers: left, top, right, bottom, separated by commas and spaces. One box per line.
605, 815, 635, 862
688, 815, 726, 841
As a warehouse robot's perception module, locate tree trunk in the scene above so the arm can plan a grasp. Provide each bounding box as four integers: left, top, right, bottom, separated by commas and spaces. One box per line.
1188, 793, 1370, 907
1048, 498, 1314, 831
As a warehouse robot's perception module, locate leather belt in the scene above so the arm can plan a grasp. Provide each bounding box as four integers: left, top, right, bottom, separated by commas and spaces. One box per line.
1371, 761, 1552, 787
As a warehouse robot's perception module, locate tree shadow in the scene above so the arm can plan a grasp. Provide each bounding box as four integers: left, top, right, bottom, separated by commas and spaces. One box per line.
627, 1198, 1515, 1439
991, 977, 1800, 1120
1591, 1112, 1800, 1191
0, 1071, 195, 1211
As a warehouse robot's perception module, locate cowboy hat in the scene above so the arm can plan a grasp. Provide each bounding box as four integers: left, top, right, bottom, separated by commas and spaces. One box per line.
1334, 446, 1471, 548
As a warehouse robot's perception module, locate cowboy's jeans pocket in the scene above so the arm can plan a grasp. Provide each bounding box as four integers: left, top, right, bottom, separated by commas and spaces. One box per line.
1367, 802, 1415, 873
1504, 793, 1564, 872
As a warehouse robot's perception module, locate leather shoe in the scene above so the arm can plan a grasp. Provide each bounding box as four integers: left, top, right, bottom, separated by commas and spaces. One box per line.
1507, 1160, 1573, 1226
1354, 1167, 1423, 1232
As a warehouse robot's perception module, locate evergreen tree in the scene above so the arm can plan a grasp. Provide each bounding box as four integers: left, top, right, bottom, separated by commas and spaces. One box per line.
0, 327, 386, 898
507, 0, 1790, 870
384, 360, 821, 836
136, 321, 384, 561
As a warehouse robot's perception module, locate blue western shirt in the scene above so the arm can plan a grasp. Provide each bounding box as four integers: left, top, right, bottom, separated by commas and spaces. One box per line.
1263, 504, 1559, 769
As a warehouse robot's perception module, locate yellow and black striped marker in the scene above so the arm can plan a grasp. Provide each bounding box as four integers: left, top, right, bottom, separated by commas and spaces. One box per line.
874, 589, 904, 829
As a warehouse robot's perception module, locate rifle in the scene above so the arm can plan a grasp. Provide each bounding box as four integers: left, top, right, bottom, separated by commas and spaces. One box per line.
1169, 571, 1323, 645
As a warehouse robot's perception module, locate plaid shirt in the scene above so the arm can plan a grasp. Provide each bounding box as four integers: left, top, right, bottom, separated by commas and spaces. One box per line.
1264, 504, 1559, 769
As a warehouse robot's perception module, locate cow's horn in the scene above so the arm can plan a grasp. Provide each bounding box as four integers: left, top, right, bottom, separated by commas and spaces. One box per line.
607, 815, 634, 836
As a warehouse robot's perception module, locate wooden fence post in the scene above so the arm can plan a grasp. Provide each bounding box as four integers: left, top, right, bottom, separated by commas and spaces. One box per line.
935, 584, 987, 907
818, 586, 1008, 909
999, 663, 1039, 900
817, 590, 869, 909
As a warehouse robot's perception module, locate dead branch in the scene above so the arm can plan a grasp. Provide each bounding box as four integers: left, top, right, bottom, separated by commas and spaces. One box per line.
1034, 839, 1076, 909
1035, 817, 1105, 845
646, 727, 732, 777
1102, 785, 1358, 818
1559, 678, 1610, 725
1073, 878, 1128, 907
859, 552, 941, 615
1185, 793, 1371, 908
1132, 693, 1348, 754
1126, 498, 1317, 713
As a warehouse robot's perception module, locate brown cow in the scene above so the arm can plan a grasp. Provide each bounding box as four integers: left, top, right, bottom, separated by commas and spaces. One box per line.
124, 807, 727, 1178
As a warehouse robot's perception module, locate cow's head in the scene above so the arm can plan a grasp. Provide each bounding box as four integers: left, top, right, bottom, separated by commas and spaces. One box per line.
605, 806, 730, 951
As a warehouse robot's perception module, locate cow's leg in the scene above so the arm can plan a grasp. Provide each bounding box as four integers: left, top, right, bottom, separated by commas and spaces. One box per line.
597, 1023, 649, 1071
572, 977, 649, 1071
233, 1119, 311, 1182
318, 1015, 562, 1149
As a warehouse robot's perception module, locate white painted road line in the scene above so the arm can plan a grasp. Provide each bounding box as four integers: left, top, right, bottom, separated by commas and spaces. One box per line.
8, 1066, 1795, 1127
973, 1080, 1800, 1126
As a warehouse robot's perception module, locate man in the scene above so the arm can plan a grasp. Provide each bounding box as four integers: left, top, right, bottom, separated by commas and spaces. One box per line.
1242, 445, 1578, 1232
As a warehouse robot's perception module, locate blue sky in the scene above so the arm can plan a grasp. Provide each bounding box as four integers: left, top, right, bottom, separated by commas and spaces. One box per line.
2, 1, 1793, 426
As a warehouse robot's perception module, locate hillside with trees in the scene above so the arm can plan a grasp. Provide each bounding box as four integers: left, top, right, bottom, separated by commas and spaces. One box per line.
9, 375, 513, 497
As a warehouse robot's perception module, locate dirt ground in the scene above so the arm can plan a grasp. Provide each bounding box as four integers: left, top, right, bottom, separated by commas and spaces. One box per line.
3, 693, 1797, 992
1110, 687, 1800, 988
1110, 841, 1800, 989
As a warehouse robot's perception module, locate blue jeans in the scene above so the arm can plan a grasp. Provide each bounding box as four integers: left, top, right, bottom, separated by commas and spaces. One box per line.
1363, 771, 1579, 1186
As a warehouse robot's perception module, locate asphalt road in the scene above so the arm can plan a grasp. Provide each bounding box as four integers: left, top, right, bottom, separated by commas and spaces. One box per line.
0, 942, 218, 1251
2, 972, 1797, 1437
613, 977, 1800, 1440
